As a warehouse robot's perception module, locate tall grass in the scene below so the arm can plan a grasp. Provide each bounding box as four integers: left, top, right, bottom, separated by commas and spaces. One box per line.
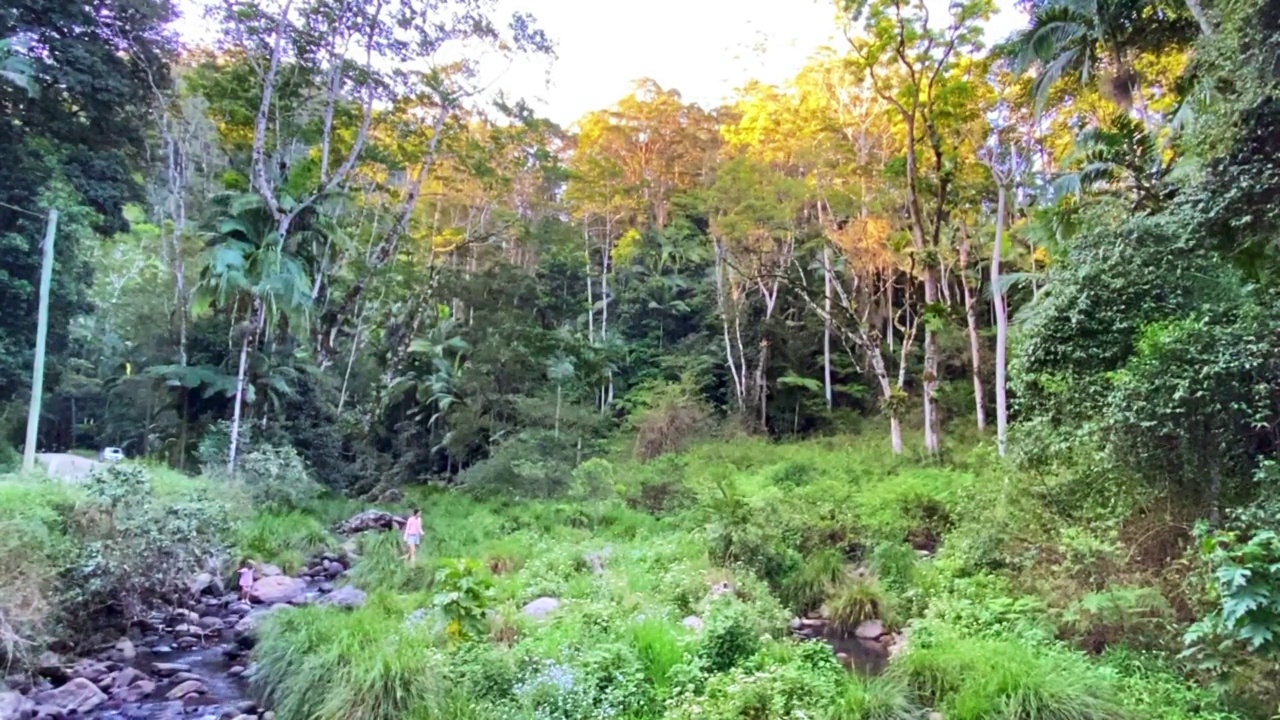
782, 548, 846, 613
827, 575, 892, 632
234, 512, 335, 573
892, 633, 1127, 720
629, 616, 687, 692
826, 674, 918, 720
253, 593, 450, 720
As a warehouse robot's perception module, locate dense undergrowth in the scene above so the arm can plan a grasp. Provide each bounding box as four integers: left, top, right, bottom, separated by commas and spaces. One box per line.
0, 430, 1262, 719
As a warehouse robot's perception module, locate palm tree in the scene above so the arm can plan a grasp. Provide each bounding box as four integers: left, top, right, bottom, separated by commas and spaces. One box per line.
1052, 113, 1175, 209
1008, 0, 1193, 121
198, 194, 312, 472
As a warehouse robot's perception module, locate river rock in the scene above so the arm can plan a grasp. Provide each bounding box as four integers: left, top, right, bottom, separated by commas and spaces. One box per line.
118, 679, 156, 702
107, 637, 137, 663
171, 608, 201, 626
320, 585, 367, 609
335, 509, 404, 535
226, 601, 252, 616
165, 680, 206, 700
521, 597, 561, 620
151, 663, 191, 677
34, 677, 107, 715
35, 652, 67, 683
70, 659, 113, 683
228, 665, 246, 677
250, 576, 307, 604
188, 572, 222, 597
681, 615, 704, 632
111, 667, 148, 691
0, 691, 32, 720
855, 619, 886, 639
198, 616, 225, 631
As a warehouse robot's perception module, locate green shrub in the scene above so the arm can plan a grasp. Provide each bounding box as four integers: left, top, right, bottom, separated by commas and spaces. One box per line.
234, 512, 333, 574
697, 598, 762, 672
1101, 650, 1241, 720
920, 573, 1055, 644
0, 480, 79, 667
66, 465, 231, 624
827, 575, 892, 632
1062, 586, 1175, 653
667, 641, 848, 720
432, 558, 495, 642
236, 445, 324, 512
892, 633, 1126, 720
253, 595, 451, 720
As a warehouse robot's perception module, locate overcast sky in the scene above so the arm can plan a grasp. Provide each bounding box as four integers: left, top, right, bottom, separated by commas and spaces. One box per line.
176, 0, 1026, 126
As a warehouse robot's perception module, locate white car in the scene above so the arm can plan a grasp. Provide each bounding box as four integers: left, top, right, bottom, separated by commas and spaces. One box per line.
98, 447, 125, 462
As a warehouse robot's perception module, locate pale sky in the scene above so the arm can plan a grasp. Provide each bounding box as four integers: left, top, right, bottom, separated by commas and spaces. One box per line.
176, 0, 1026, 127
486, 0, 1026, 125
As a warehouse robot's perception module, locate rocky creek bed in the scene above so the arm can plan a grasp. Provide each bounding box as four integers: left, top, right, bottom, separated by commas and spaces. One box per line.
0, 547, 368, 720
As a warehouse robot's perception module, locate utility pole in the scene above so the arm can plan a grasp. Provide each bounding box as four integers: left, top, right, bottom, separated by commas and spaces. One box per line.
22, 208, 58, 473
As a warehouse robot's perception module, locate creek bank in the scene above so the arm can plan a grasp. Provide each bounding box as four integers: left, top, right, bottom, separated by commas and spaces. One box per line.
1, 546, 363, 720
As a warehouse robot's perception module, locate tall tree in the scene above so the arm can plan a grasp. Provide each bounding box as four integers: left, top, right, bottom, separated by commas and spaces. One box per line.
844, 0, 993, 454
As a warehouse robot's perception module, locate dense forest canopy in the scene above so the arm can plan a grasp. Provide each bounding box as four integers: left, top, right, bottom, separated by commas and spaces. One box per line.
6, 0, 1280, 714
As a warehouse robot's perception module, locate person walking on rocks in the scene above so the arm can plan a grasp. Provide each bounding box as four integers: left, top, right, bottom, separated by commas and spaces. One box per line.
238, 561, 255, 603
403, 509, 423, 565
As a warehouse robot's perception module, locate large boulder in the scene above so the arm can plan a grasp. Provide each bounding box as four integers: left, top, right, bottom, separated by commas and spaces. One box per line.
319, 586, 367, 609
33, 677, 107, 715
0, 691, 32, 720
250, 576, 308, 605
521, 597, 561, 620
335, 509, 404, 535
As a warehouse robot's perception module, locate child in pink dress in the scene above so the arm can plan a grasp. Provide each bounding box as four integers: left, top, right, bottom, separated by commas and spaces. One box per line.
238, 561, 255, 603
403, 509, 423, 566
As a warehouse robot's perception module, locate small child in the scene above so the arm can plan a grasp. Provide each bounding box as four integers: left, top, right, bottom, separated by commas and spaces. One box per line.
403, 509, 423, 566
238, 561, 255, 603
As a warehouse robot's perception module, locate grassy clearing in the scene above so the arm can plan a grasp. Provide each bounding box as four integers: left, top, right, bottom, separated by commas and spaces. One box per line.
242, 434, 1241, 720
0, 435, 1245, 720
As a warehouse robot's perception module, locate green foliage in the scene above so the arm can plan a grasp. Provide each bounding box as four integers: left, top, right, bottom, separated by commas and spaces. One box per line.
253, 595, 455, 720
696, 598, 763, 673
782, 548, 846, 614
234, 511, 333, 574
432, 558, 496, 642
236, 444, 324, 512
629, 616, 688, 692
827, 574, 892, 632
1063, 586, 1175, 653
66, 464, 231, 623
1185, 524, 1280, 658
893, 632, 1127, 720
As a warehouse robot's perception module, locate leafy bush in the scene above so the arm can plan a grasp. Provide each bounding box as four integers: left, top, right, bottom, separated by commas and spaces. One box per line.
697, 598, 762, 672
66, 464, 231, 624
1184, 523, 1280, 661
0, 480, 78, 667
667, 641, 856, 720
461, 430, 577, 499
827, 574, 892, 632
236, 445, 324, 512
432, 558, 495, 642
1062, 586, 1174, 653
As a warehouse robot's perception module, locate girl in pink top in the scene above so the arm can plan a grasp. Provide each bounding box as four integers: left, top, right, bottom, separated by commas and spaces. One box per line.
403, 508, 423, 565
238, 561, 255, 602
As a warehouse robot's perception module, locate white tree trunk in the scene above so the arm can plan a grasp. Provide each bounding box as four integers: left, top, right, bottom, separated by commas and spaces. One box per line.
959, 238, 986, 431
992, 186, 1010, 456
823, 246, 833, 410
921, 268, 941, 454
